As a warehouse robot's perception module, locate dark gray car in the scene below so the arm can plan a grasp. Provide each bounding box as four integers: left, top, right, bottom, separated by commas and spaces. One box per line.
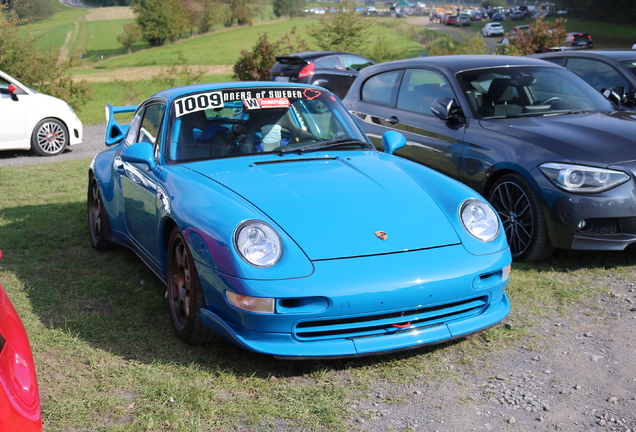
529, 50, 636, 111
343, 55, 636, 262
269, 51, 375, 99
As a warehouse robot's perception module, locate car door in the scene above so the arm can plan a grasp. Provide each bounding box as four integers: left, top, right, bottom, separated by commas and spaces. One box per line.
117, 102, 166, 261
351, 67, 466, 182
0, 77, 28, 146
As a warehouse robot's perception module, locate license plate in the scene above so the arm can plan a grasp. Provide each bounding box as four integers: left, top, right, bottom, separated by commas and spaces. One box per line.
273, 76, 290, 82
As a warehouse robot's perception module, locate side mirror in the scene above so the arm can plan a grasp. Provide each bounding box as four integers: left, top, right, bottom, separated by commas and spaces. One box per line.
431, 97, 462, 121
8, 84, 18, 101
382, 130, 406, 155
121, 142, 157, 170
603, 86, 626, 107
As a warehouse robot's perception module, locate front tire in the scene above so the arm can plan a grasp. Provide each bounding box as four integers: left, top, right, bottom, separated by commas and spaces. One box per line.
87, 174, 113, 251
31, 118, 68, 156
167, 227, 217, 345
488, 173, 554, 262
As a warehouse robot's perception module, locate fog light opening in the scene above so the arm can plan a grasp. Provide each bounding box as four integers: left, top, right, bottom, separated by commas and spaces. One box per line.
577, 220, 588, 231
280, 299, 299, 308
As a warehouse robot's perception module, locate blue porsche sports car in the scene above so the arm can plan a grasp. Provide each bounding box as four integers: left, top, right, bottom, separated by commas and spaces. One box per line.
88, 82, 511, 359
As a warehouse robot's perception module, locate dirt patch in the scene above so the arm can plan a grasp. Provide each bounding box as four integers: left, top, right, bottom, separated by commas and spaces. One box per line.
85, 6, 135, 21
73, 65, 233, 82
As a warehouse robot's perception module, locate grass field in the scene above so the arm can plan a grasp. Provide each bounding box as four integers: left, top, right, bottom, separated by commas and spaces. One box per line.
2, 158, 635, 431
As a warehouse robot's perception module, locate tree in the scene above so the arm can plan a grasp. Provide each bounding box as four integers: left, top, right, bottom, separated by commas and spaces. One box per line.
132, 0, 189, 46
6, 0, 54, 22
233, 27, 309, 81
116, 22, 142, 53
272, 0, 305, 18
500, 17, 568, 56
307, 1, 370, 52
0, 7, 91, 110
223, 0, 258, 27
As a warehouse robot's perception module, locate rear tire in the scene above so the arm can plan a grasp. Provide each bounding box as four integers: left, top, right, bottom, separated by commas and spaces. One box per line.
167, 226, 217, 345
87, 174, 113, 251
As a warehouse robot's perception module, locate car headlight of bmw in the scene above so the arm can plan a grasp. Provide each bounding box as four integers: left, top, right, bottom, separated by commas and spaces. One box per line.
460, 199, 500, 242
540, 163, 629, 193
234, 220, 282, 268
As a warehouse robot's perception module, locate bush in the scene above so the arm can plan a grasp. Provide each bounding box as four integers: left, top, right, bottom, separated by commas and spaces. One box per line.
233, 27, 309, 81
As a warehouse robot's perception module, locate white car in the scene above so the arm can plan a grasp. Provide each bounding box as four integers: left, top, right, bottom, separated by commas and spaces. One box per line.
0, 70, 83, 156
482, 22, 505, 37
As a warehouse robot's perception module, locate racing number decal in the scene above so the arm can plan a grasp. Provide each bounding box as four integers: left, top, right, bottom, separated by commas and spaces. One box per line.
174, 92, 223, 117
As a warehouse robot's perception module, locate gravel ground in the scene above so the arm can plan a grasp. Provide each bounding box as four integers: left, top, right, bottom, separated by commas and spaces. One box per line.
343, 273, 636, 432
0, 124, 105, 168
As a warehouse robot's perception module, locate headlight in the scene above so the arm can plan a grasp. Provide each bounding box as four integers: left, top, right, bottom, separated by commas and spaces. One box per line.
233, 220, 282, 268
460, 199, 500, 242
539, 163, 629, 193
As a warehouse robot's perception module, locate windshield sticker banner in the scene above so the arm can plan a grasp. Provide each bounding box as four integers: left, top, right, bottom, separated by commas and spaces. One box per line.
175, 88, 323, 116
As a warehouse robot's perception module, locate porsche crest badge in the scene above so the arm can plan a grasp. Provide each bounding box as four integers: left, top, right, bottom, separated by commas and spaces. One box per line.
374, 231, 388, 241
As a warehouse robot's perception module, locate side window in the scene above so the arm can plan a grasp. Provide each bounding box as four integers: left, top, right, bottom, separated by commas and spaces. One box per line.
361, 70, 402, 106
396, 69, 454, 115
341, 55, 373, 72
314, 56, 342, 70
566, 58, 630, 93
124, 103, 166, 156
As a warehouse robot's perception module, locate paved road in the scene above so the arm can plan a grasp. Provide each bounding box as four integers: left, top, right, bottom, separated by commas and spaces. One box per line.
0, 124, 105, 168
405, 15, 500, 53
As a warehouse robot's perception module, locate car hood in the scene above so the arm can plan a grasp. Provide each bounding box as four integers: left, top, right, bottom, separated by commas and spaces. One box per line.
187, 152, 461, 260
479, 111, 636, 166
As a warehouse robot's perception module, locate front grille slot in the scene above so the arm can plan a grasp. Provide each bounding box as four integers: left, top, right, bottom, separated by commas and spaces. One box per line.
580, 218, 620, 235
294, 297, 488, 340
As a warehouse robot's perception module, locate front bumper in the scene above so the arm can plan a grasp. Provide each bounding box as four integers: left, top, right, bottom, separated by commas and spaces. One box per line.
533, 167, 636, 251
197, 244, 511, 358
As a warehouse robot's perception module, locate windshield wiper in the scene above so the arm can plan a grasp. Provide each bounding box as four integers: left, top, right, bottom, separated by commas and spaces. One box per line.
278, 138, 374, 155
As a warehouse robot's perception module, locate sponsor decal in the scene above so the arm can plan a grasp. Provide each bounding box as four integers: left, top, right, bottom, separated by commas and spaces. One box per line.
243, 97, 291, 110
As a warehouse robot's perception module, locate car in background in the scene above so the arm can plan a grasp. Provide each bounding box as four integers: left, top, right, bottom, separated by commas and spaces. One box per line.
0, 70, 82, 156
482, 22, 504, 36
530, 50, 636, 111
511, 10, 525, 20
88, 81, 511, 358
0, 251, 42, 432
567, 32, 593, 49
455, 14, 471, 26
491, 12, 504, 20
343, 55, 636, 262
443, 14, 458, 25
269, 51, 374, 99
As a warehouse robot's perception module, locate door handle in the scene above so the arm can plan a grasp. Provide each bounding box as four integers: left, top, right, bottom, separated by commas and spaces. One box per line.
385, 116, 400, 125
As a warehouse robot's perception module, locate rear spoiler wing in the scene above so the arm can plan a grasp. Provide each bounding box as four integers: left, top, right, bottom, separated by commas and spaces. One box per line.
105, 103, 138, 146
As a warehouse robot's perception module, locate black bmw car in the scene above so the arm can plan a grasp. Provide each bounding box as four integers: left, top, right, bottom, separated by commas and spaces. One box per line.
343, 55, 636, 262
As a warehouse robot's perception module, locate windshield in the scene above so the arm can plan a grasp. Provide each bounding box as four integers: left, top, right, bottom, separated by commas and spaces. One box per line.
456, 66, 616, 119
167, 87, 369, 162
